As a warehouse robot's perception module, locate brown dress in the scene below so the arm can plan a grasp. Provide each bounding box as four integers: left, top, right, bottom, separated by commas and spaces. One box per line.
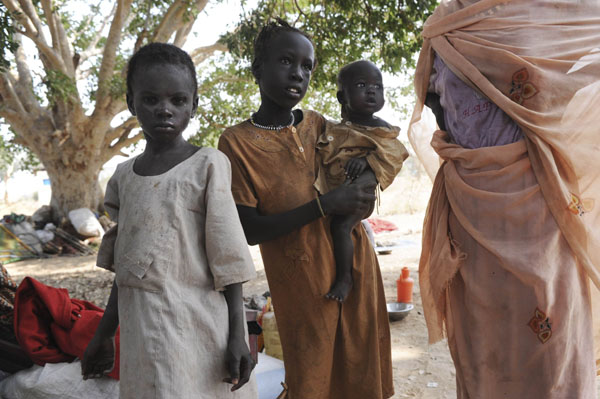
218, 110, 394, 399
314, 120, 408, 195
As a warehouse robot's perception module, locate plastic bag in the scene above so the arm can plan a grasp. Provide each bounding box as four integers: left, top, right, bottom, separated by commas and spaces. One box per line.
67, 208, 104, 238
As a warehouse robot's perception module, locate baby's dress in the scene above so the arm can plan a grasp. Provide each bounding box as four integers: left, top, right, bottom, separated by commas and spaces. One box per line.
100, 148, 257, 399
314, 120, 409, 194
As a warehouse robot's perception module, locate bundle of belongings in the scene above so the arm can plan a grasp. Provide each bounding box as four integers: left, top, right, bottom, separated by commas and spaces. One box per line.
0, 265, 120, 398
0, 264, 32, 373
12, 276, 121, 379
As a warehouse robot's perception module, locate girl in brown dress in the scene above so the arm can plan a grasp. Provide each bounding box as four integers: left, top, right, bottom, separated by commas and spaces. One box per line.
218, 20, 394, 399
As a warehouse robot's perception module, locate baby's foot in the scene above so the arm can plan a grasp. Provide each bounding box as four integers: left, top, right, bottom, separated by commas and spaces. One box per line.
325, 277, 353, 302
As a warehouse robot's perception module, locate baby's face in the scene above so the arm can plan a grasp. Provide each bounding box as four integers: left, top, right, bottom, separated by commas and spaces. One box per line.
340, 62, 385, 117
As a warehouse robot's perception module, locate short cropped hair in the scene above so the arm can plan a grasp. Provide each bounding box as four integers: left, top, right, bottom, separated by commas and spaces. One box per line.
337, 60, 382, 119
127, 42, 197, 98
336, 60, 380, 91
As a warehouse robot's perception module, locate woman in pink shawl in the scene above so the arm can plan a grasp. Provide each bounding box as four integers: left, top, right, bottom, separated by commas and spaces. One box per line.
408, 1, 600, 397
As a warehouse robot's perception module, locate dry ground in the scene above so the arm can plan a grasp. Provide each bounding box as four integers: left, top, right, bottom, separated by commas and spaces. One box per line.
5, 213, 459, 398
3, 168, 599, 398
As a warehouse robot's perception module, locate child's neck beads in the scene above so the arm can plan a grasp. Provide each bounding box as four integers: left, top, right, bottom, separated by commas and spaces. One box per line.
250, 112, 295, 131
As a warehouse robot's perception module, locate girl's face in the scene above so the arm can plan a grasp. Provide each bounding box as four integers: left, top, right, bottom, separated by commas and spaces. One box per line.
339, 62, 385, 118
256, 31, 315, 110
127, 63, 198, 144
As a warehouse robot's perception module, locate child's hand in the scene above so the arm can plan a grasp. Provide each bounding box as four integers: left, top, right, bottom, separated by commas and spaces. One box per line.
344, 157, 368, 181
223, 335, 255, 391
81, 335, 115, 380
321, 174, 377, 216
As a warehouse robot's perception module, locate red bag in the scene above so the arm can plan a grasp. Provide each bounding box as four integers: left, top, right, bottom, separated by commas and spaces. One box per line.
13, 277, 120, 379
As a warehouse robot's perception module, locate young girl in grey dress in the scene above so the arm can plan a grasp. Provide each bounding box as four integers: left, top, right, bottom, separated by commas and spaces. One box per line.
81, 43, 257, 399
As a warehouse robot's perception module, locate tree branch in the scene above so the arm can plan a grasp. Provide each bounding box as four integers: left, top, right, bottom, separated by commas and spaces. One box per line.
103, 116, 138, 146
3, 0, 36, 36
191, 42, 228, 65
45, 0, 75, 76
12, 36, 41, 115
14, 0, 68, 72
173, 20, 195, 47
37, 2, 86, 132
80, 2, 117, 65
0, 108, 27, 133
293, 0, 308, 18
152, 0, 209, 43
104, 130, 143, 162
5, 1, 67, 73
0, 72, 27, 118
93, 0, 133, 115
14, 0, 47, 42
40, 0, 59, 47
106, 99, 128, 121
0, 75, 52, 153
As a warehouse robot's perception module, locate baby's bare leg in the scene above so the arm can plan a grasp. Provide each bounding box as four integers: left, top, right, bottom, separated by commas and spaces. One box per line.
325, 171, 377, 302
326, 212, 363, 302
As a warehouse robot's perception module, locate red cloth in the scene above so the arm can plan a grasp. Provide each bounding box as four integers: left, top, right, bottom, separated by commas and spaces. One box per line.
366, 217, 398, 234
13, 277, 120, 379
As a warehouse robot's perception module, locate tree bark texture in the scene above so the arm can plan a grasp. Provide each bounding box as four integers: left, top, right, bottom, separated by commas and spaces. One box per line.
0, 0, 219, 218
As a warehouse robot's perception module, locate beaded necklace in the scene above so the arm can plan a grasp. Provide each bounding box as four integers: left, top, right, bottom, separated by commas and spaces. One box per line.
250, 112, 295, 131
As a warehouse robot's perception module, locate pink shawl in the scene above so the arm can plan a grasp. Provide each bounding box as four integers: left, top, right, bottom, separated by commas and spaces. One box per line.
408, 0, 600, 365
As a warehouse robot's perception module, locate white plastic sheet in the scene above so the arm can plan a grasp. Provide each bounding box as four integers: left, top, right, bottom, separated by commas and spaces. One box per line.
0, 361, 118, 399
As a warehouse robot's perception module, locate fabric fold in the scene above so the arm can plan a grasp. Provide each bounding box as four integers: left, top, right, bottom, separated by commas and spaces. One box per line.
408, 3, 600, 373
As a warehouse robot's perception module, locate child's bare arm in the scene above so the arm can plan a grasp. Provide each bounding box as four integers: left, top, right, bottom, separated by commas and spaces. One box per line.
345, 157, 369, 181
82, 279, 119, 380
237, 180, 377, 245
223, 283, 254, 391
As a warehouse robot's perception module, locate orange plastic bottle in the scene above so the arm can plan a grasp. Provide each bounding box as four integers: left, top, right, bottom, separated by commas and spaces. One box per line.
396, 267, 414, 303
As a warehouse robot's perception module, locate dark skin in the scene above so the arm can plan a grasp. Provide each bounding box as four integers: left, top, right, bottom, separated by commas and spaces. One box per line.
81, 280, 118, 379
425, 92, 447, 131
337, 61, 390, 180
325, 60, 388, 301
239, 31, 377, 252
82, 63, 253, 391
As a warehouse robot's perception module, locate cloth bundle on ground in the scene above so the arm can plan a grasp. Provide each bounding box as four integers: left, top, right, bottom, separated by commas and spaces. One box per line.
0, 361, 119, 399
0, 264, 34, 374
0, 263, 17, 343
13, 277, 120, 379
366, 218, 398, 234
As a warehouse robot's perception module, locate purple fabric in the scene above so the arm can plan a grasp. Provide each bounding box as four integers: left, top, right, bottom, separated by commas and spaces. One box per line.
429, 54, 523, 149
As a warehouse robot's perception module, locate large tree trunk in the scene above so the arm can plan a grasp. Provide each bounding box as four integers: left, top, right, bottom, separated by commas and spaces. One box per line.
0, 0, 217, 223
41, 147, 106, 222
46, 166, 104, 221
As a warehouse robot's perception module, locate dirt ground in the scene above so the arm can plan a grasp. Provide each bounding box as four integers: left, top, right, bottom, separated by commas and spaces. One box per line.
3, 171, 599, 397
5, 212, 460, 398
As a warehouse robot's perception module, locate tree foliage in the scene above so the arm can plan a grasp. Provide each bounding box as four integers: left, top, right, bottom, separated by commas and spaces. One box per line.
0, 0, 435, 216
0, 2, 18, 71
193, 0, 436, 145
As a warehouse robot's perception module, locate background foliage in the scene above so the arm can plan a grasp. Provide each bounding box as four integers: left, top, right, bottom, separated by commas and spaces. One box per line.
0, 0, 436, 213
192, 0, 436, 146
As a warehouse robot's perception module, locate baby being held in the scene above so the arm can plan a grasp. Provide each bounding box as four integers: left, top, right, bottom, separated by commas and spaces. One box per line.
315, 60, 409, 302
